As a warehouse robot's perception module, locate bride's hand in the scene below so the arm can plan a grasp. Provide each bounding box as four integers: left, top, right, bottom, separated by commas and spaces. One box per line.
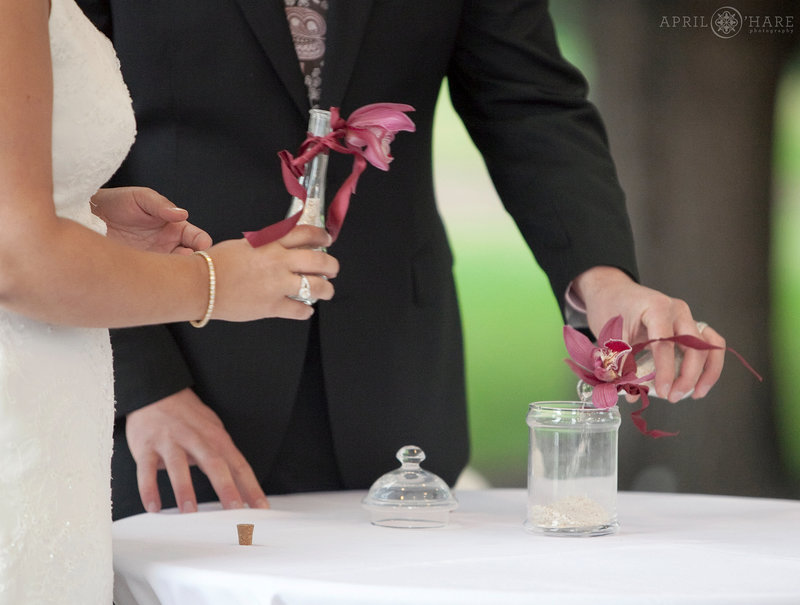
90, 186, 212, 254
207, 226, 338, 321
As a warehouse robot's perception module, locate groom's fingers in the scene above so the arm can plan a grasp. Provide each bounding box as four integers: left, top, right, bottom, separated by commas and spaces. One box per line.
129, 187, 176, 217
161, 445, 197, 513
178, 223, 213, 252
196, 443, 270, 511
134, 451, 162, 514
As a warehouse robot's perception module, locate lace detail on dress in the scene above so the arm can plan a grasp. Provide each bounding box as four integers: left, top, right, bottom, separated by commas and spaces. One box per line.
49, 0, 136, 231
0, 0, 135, 603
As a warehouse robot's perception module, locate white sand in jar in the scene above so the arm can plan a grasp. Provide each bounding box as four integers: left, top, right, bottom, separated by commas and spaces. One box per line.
530, 495, 611, 528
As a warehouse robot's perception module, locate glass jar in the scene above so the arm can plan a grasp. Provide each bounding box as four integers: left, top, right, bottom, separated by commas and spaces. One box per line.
524, 402, 621, 536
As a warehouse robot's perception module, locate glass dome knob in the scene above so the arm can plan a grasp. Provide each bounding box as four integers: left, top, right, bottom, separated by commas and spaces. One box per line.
397, 445, 425, 467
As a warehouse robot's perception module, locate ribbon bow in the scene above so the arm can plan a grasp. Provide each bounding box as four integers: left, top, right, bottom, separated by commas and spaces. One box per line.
244, 103, 415, 247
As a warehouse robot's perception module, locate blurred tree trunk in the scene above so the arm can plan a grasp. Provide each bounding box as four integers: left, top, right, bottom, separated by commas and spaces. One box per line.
572, 0, 799, 497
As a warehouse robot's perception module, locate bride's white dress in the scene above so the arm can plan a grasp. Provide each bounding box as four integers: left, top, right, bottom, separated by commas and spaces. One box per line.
0, 0, 135, 602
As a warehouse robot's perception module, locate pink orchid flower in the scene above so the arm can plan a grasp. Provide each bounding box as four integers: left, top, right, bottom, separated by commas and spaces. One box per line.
244, 102, 415, 247
563, 314, 762, 438
563, 315, 651, 409
343, 103, 416, 171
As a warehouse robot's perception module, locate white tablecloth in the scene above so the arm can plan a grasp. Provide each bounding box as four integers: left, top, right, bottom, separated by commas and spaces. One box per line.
113, 489, 800, 605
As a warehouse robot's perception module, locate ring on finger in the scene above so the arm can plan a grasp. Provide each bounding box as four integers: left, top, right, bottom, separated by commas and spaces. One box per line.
296, 274, 313, 306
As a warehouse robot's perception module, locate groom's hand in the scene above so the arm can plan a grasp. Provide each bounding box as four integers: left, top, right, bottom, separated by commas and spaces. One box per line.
125, 388, 270, 513
91, 186, 212, 254
572, 266, 726, 402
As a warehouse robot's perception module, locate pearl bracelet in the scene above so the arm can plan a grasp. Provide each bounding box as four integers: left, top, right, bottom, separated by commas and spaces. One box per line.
190, 250, 216, 328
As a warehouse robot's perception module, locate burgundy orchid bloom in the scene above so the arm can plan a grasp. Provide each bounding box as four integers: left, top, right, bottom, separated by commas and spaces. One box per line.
563, 315, 651, 409
343, 103, 416, 171
243, 102, 415, 247
563, 314, 762, 438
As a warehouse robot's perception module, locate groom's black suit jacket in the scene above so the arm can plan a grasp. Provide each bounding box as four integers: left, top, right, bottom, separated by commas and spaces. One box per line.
79, 0, 637, 518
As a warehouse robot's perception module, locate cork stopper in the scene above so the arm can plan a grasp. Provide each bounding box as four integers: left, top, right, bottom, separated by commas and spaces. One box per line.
236, 523, 254, 545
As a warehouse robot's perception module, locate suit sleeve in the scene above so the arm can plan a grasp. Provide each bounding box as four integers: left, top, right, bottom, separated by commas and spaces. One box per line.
447, 0, 639, 312
110, 326, 194, 418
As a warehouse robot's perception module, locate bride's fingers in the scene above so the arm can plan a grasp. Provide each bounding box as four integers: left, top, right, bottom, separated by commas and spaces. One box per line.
275, 296, 315, 320
284, 273, 334, 303
305, 274, 334, 301
279, 225, 332, 250
285, 248, 339, 279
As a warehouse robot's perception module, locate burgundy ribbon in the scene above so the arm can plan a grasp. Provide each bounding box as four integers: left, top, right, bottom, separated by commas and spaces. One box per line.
243, 108, 366, 247
625, 335, 763, 438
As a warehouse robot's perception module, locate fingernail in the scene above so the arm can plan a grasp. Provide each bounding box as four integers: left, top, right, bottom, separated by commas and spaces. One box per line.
670, 391, 685, 403
228, 500, 242, 510
169, 207, 187, 212
145, 501, 159, 514
255, 498, 269, 509
182, 501, 197, 513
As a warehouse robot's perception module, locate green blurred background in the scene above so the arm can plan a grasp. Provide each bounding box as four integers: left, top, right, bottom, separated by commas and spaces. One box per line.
431, 9, 800, 489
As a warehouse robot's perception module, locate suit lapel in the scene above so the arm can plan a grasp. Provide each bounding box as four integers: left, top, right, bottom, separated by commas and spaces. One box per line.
320, 0, 374, 110
232, 0, 309, 116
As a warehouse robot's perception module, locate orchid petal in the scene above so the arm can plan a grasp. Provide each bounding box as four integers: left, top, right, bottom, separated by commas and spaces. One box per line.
346, 127, 392, 170
563, 325, 596, 369
564, 358, 601, 385
347, 103, 416, 132
621, 350, 638, 376
592, 383, 620, 409
344, 103, 416, 171
627, 370, 654, 385
604, 339, 631, 354
597, 315, 624, 345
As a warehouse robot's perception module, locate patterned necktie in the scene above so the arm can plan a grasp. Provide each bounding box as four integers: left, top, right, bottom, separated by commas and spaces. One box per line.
285, 1, 328, 107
